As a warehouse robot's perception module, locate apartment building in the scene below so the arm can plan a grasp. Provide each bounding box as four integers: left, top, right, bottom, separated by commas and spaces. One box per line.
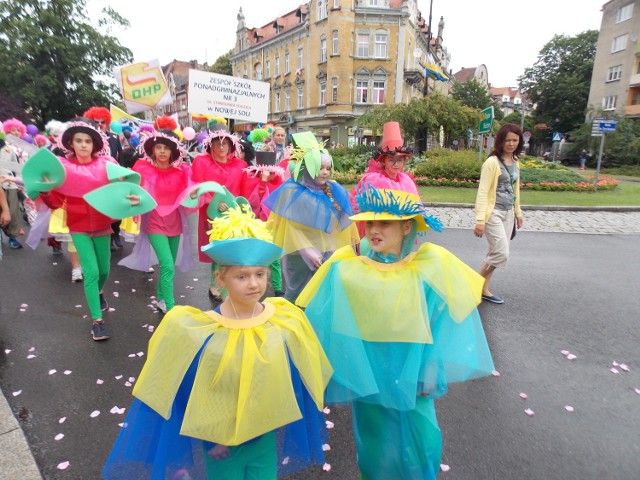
587, 0, 640, 118
230, 0, 450, 145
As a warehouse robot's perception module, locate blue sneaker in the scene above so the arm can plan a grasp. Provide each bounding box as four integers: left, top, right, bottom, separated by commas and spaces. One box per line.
482, 294, 504, 304
8, 237, 23, 249
91, 321, 110, 341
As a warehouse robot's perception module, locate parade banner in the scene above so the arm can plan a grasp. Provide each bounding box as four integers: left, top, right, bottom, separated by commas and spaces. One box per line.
109, 104, 154, 130
188, 70, 270, 124
114, 60, 173, 114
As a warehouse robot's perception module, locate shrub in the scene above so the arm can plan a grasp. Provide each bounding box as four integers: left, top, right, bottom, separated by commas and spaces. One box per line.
413, 149, 481, 180
520, 168, 585, 184
330, 145, 376, 173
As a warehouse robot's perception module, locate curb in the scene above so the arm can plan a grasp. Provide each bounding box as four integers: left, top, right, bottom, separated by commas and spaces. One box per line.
425, 203, 640, 212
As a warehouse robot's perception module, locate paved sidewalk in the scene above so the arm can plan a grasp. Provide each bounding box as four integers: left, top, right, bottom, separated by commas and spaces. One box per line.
2, 205, 639, 479
429, 204, 640, 235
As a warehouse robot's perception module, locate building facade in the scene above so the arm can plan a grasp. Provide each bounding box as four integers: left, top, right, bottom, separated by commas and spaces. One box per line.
230, 0, 450, 145
587, 0, 640, 118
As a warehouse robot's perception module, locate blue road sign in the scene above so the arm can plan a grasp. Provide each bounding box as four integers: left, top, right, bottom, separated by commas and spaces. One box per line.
552, 132, 562, 142
598, 121, 618, 133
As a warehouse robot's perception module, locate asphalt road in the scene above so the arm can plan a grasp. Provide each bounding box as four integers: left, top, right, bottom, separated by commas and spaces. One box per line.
1, 227, 639, 480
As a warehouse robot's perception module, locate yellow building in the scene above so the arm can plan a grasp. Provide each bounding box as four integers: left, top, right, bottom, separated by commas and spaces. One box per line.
230, 0, 450, 145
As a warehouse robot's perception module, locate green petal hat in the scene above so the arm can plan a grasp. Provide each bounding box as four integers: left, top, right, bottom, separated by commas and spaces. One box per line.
22, 148, 66, 198
289, 131, 330, 182
83, 182, 157, 219
180, 181, 225, 209
106, 162, 141, 184
206, 186, 250, 219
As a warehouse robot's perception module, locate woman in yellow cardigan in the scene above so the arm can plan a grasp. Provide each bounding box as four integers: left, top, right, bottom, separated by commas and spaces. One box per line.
473, 123, 524, 304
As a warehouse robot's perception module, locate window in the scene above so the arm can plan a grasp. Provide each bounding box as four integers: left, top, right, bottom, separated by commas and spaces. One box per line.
319, 81, 327, 105
285, 50, 290, 74
356, 80, 368, 103
317, 0, 327, 20
632, 91, 640, 106
503, 96, 510, 102
332, 77, 338, 102
332, 30, 339, 55
320, 36, 327, 62
243, 65, 247, 78
255, 63, 263, 80
372, 80, 385, 104
608, 65, 623, 81
297, 47, 304, 69
333, 0, 340, 7
616, 3, 634, 23
368, 0, 380, 5
266, 59, 271, 78
285, 90, 291, 111
275, 91, 281, 112
374, 33, 387, 58
612, 34, 628, 52
297, 88, 304, 109
275, 55, 280, 76
357, 33, 369, 57
602, 95, 617, 110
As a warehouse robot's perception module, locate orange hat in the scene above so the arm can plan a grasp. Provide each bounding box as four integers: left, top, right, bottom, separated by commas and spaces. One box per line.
373, 121, 412, 162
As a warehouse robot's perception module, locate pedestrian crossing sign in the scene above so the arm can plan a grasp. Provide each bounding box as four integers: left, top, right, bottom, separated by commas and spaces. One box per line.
552, 132, 562, 142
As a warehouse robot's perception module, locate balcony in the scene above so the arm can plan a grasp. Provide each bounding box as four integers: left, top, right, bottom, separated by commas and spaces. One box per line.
404, 68, 425, 87
629, 73, 640, 86
624, 104, 640, 117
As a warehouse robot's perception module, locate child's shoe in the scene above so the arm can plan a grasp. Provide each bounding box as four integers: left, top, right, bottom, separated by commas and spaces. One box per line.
71, 268, 83, 283
91, 321, 110, 341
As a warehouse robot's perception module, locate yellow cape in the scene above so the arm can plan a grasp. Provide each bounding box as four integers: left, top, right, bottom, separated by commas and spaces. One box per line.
133, 298, 333, 446
296, 243, 484, 343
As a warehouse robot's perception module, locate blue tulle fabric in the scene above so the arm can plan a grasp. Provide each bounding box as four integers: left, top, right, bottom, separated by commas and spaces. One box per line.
103, 337, 327, 479
262, 179, 352, 233
303, 264, 495, 410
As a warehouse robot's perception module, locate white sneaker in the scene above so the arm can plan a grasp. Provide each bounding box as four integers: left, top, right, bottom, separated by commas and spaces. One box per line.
71, 267, 83, 283
156, 300, 167, 313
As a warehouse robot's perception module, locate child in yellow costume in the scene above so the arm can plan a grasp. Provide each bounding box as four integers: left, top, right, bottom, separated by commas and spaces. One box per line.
103, 206, 333, 480
297, 186, 496, 480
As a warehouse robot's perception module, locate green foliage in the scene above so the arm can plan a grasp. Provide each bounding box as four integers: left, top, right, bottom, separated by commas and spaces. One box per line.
451, 78, 491, 110
413, 148, 481, 180
357, 93, 480, 151
329, 144, 376, 173
0, 0, 133, 124
519, 30, 598, 134
602, 165, 640, 176
210, 49, 233, 76
520, 168, 584, 184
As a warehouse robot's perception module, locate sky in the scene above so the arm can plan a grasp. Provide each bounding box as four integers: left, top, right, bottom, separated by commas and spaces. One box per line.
90, 0, 606, 88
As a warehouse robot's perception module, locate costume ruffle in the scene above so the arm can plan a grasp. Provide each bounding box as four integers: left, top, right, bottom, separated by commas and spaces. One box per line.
55, 155, 117, 197
132, 299, 332, 446
263, 179, 353, 233
103, 349, 328, 479
297, 243, 495, 409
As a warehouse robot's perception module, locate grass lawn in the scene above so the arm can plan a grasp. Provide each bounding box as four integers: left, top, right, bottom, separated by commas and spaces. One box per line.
344, 182, 640, 207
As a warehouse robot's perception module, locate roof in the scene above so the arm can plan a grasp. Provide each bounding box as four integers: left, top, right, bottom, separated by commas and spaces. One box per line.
452, 67, 476, 82
490, 87, 521, 99
247, 5, 307, 47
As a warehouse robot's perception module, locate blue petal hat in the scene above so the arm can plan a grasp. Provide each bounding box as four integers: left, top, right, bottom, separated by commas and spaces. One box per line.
350, 184, 443, 232
200, 206, 285, 266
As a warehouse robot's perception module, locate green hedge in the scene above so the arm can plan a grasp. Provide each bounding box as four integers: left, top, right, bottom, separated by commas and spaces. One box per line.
331, 149, 619, 192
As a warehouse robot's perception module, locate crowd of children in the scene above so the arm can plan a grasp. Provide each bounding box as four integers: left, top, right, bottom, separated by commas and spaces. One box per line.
1, 113, 502, 479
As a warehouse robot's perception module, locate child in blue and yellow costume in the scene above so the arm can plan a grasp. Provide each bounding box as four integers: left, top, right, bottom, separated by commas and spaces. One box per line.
262, 131, 359, 302
297, 186, 495, 480
103, 206, 333, 479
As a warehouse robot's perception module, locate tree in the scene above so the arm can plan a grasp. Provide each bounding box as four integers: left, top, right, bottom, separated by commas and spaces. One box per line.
518, 31, 598, 136
358, 93, 479, 151
210, 49, 233, 76
451, 78, 492, 110
0, 0, 132, 125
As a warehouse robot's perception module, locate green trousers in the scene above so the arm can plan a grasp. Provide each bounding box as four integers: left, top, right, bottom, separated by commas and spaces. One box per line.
71, 233, 110, 320
148, 234, 180, 310
202, 432, 276, 480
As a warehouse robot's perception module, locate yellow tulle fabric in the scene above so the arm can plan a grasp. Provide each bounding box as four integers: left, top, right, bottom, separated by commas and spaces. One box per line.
119, 216, 140, 240
297, 243, 484, 341
48, 208, 69, 235
133, 298, 333, 446
267, 213, 359, 255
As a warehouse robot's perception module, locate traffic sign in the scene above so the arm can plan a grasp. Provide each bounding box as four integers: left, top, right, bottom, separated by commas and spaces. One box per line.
478, 106, 494, 134
467, 128, 473, 138
552, 132, 562, 142
523, 131, 532, 141
598, 121, 618, 133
